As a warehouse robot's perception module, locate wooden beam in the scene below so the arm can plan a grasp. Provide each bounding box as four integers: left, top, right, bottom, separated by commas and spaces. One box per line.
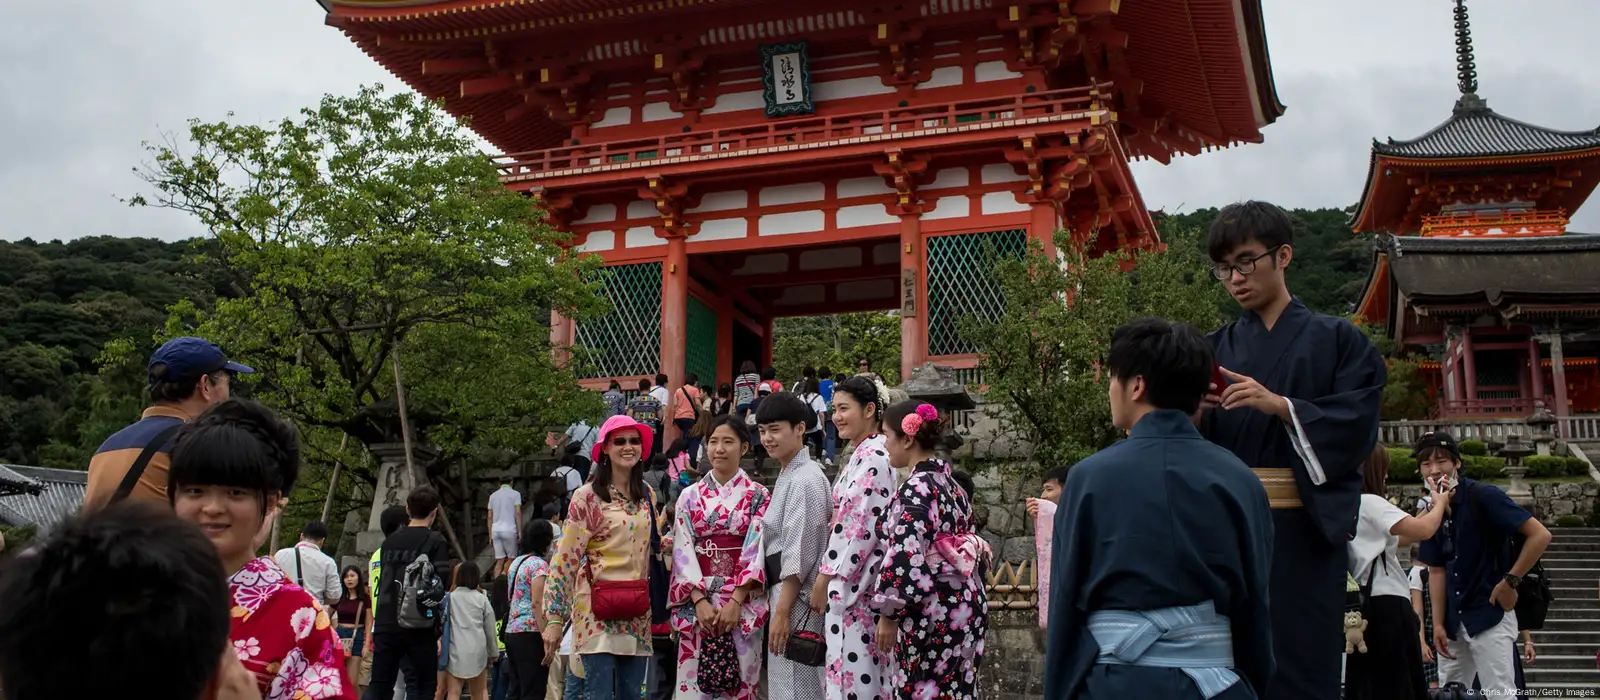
422, 57, 491, 76
461, 75, 519, 98
740, 263, 900, 288
769, 298, 898, 318
1074, 0, 1120, 16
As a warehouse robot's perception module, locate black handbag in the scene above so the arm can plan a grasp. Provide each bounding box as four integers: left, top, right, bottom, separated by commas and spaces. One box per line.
784, 605, 827, 667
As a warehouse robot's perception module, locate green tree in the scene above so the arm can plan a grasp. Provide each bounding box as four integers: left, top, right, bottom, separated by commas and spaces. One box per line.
773, 312, 903, 385
128, 86, 606, 540
962, 225, 1229, 470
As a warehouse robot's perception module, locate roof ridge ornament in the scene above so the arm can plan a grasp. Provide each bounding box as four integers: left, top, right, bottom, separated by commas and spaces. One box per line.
1452, 0, 1488, 114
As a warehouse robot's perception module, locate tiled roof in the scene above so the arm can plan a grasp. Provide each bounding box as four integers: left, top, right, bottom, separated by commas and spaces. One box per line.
0, 465, 44, 497
1377, 233, 1600, 305
1373, 97, 1600, 158
0, 465, 88, 536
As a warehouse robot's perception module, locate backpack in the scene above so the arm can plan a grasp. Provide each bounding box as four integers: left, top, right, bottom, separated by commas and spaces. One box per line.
1466, 483, 1553, 630
398, 552, 447, 630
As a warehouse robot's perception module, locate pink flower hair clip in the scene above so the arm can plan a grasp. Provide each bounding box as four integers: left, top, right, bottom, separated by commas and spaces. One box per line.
901, 404, 939, 435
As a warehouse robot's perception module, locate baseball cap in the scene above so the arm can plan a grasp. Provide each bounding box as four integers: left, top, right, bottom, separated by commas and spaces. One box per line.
147, 337, 255, 383
1411, 431, 1460, 462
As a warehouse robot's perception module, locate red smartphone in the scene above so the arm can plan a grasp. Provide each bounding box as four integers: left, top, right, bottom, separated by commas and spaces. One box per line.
1210, 364, 1229, 393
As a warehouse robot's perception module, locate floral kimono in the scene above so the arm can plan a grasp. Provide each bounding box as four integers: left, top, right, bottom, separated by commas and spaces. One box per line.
229, 556, 358, 700
669, 469, 770, 699
818, 435, 896, 700
869, 459, 990, 700
543, 483, 655, 669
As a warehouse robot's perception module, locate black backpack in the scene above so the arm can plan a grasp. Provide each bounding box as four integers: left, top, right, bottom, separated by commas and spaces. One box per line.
1466, 483, 1553, 630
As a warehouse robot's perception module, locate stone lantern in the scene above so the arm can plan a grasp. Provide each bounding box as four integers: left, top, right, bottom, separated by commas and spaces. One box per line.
901, 362, 977, 461
1495, 433, 1535, 508
1527, 401, 1559, 457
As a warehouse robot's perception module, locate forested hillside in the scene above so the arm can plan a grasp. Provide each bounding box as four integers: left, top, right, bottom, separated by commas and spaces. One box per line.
0, 237, 228, 467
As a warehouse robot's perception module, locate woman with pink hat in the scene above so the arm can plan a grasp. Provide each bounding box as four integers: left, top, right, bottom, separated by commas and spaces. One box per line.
542, 415, 661, 700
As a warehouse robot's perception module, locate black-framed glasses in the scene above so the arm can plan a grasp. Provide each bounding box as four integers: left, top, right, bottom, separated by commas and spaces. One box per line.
1209, 245, 1285, 281
610, 437, 642, 447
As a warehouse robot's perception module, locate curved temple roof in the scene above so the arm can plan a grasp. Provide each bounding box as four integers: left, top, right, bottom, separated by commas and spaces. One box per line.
1373, 99, 1600, 159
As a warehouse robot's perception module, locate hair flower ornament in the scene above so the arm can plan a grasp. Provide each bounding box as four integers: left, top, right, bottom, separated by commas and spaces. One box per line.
902, 403, 939, 435
915, 404, 939, 422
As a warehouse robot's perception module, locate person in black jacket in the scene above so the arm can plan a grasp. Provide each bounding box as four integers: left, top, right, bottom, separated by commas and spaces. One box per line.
364, 485, 455, 700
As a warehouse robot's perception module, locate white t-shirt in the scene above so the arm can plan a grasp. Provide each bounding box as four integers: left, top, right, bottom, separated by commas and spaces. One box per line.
488, 485, 522, 534
273, 541, 341, 605
649, 386, 670, 409
1408, 565, 1426, 593
1348, 493, 1411, 599
551, 466, 583, 496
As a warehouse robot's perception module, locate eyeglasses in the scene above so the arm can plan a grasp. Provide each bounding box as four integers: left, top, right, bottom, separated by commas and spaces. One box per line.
1209, 245, 1285, 281
610, 437, 642, 447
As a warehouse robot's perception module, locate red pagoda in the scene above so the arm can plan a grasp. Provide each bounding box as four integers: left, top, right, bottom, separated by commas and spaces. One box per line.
1353, 0, 1600, 422
324, 0, 1282, 400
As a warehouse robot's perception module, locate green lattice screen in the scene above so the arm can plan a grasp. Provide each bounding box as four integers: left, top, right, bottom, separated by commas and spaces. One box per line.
925, 229, 1027, 356
685, 296, 718, 385
574, 262, 662, 379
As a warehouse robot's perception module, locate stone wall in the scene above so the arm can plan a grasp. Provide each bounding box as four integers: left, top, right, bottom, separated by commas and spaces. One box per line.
979, 608, 1046, 700
1384, 480, 1600, 522
967, 463, 1049, 565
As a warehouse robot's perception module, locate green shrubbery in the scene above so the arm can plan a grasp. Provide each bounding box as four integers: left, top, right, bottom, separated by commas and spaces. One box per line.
1388, 448, 1420, 483
1556, 515, 1587, 528
1566, 457, 1592, 476
1458, 440, 1488, 457
1387, 447, 1507, 483
1525, 455, 1567, 478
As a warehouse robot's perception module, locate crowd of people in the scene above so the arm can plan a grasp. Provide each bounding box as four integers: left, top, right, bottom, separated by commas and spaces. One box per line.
0, 200, 1567, 700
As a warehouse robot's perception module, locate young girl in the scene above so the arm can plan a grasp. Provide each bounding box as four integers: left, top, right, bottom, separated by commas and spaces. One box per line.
505, 519, 557, 700
168, 399, 357, 699
869, 401, 988, 700
665, 439, 698, 501
335, 565, 370, 689
446, 561, 500, 700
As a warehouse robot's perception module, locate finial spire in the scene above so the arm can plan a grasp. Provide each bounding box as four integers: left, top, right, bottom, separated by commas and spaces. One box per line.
1452, 0, 1487, 112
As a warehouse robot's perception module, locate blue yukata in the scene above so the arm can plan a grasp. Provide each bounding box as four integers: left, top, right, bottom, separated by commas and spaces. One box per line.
1045, 410, 1275, 699
1200, 298, 1386, 700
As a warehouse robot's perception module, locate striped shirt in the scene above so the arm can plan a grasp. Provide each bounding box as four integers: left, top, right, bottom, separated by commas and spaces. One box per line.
82, 405, 192, 512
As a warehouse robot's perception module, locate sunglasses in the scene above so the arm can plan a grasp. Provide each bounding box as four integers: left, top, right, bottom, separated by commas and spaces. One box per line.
610, 437, 642, 447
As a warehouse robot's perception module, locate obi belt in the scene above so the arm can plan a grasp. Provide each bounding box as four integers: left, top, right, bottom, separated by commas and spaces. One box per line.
1086, 601, 1240, 699
694, 534, 745, 579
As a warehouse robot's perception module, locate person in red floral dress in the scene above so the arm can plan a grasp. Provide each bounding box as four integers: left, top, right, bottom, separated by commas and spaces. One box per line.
169, 399, 358, 700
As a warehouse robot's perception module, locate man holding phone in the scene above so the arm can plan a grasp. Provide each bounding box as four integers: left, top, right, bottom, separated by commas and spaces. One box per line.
1195, 201, 1387, 700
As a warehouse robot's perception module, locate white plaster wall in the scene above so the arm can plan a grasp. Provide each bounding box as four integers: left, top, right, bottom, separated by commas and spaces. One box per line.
628, 200, 660, 220
982, 191, 1031, 215
624, 226, 663, 248
923, 66, 963, 89
974, 61, 1024, 83
703, 90, 765, 115
923, 196, 971, 221
838, 204, 899, 228
758, 210, 825, 236
838, 176, 894, 198
688, 190, 749, 213
926, 167, 970, 190
981, 163, 1028, 184
813, 76, 896, 101
759, 183, 826, 206
574, 203, 618, 225
593, 106, 633, 129
577, 230, 616, 252
798, 247, 862, 270
690, 218, 747, 242
642, 102, 678, 123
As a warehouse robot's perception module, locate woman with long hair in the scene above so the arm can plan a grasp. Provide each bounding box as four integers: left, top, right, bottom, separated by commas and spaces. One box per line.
808, 376, 895, 700
168, 399, 357, 699
445, 561, 499, 700
868, 401, 988, 700
1345, 446, 1451, 700
797, 378, 827, 462
335, 565, 371, 688
669, 415, 771, 699
542, 415, 658, 700
505, 518, 558, 700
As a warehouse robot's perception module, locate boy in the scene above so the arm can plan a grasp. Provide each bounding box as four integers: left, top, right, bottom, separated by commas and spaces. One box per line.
487, 475, 522, 576
1414, 431, 1551, 695
629, 378, 666, 458
1196, 201, 1386, 700
1025, 465, 1069, 519
367, 485, 454, 700
0, 500, 258, 700
1046, 318, 1273, 699
758, 392, 831, 700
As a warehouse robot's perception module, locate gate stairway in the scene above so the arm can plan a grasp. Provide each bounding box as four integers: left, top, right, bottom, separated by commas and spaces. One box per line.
1525, 527, 1600, 693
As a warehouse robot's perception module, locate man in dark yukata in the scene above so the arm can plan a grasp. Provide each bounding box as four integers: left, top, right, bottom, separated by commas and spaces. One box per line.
1196, 201, 1387, 700
1044, 317, 1274, 699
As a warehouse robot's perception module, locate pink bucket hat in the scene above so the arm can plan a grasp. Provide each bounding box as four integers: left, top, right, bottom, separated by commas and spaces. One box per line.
591, 414, 653, 463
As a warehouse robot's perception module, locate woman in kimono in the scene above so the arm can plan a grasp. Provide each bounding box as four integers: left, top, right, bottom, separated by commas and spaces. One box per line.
669, 415, 770, 699
869, 401, 988, 700
808, 376, 895, 700
543, 415, 659, 700
168, 399, 357, 700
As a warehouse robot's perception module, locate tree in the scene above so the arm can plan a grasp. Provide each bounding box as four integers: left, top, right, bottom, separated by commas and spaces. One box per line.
772, 311, 903, 385
962, 224, 1229, 470
129, 86, 606, 542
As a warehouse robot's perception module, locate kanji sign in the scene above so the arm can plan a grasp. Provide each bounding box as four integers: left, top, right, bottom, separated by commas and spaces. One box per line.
761, 42, 813, 117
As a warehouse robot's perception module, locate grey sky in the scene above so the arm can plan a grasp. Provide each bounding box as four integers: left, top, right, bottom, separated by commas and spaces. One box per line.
2, 1, 1597, 242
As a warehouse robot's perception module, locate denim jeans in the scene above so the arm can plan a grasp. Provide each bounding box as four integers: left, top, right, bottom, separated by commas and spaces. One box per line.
563, 664, 586, 700
581, 653, 647, 700
672, 417, 701, 472
823, 419, 838, 463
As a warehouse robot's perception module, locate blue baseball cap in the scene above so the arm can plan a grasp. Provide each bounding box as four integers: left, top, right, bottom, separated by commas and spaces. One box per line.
147, 337, 254, 383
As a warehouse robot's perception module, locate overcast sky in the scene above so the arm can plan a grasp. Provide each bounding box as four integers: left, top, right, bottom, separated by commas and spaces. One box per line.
2, 1, 1598, 242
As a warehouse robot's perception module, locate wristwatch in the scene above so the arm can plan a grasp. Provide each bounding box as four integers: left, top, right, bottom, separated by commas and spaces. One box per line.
1504, 573, 1522, 588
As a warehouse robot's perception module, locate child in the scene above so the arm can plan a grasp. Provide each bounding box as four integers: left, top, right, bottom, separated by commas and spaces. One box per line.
664, 438, 697, 501
445, 561, 499, 700
0, 500, 257, 700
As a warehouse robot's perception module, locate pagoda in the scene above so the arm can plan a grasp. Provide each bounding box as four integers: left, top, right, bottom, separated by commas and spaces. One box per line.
1353, 0, 1600, 421
324, 0, 1282, 403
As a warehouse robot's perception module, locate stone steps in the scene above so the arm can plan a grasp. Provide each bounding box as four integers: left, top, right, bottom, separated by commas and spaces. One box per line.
1525, 667, 1600, 684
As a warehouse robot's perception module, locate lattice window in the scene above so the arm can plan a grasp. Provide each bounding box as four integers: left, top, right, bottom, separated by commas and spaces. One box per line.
925, 229, 1026, 356
686, 296, 718, 386
574, 262, 662, 379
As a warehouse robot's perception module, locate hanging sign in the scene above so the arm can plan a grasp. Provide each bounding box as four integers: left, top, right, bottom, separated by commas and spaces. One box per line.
901, 268, 918, 317
761, 41, 813, 117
